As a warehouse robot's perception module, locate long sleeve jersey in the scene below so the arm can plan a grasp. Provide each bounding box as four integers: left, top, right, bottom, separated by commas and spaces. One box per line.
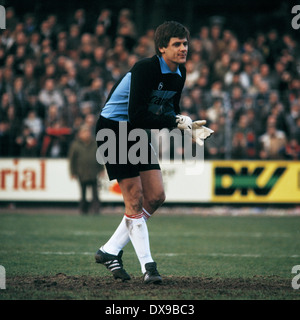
100, 55, 186, 129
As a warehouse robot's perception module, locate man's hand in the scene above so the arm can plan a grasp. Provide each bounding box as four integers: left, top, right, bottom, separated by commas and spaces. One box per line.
192, 120, 214, 146
176, 115, 193, 130
192, 120, 207, 129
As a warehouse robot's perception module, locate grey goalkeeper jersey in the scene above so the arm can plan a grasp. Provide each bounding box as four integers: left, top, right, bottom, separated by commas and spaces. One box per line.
101, 55, 186, 129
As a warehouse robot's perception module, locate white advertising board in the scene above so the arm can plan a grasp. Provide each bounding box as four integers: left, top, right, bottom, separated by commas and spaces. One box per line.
0, 159, 212, 203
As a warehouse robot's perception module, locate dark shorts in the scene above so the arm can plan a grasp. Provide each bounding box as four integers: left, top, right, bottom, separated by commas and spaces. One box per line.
95, 116, 160, 181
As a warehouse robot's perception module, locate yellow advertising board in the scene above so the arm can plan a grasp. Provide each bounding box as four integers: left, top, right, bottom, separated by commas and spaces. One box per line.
212, 161, 300, 203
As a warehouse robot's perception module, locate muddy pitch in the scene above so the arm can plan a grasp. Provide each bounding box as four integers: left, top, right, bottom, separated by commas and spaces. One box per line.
4, 273, 295, 300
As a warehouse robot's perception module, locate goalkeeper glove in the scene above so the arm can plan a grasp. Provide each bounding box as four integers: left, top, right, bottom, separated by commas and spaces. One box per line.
192, 120, 214, 146
176, 115, 193, 130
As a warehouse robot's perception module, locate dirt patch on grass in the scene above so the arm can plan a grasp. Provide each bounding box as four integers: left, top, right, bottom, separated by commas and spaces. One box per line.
3, 273, 296, 300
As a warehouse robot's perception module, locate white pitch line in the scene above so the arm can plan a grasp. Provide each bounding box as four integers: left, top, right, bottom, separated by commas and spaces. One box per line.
36, 251, 300, 259
0, 250, 299, 258
156, 252, 262, 258
39, 251, 92, 255
0, 230, 298, 238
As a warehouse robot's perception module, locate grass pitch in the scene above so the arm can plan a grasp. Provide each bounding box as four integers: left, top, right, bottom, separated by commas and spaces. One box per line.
0, 211, 299, 300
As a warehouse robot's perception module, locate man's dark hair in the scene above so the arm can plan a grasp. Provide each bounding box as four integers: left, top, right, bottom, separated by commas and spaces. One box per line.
154, 21, 190, 56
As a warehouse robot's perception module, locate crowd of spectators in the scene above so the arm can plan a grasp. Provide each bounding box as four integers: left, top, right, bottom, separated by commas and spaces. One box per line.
0, 7, 300, 160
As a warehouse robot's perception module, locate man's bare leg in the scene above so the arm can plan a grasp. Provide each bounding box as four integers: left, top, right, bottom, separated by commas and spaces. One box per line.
140, 169, 165, 215
102, 170, 165, 255
117, 176, 154, 274
98, 171, 165, 282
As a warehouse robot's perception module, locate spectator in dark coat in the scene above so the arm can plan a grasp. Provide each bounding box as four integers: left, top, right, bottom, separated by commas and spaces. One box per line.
68, 125, 104, 214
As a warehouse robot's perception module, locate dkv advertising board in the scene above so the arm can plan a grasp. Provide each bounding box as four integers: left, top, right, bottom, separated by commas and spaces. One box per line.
212, 161, 300, 203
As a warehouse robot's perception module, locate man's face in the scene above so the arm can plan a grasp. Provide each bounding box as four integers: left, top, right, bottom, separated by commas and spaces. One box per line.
79, 129, 91, 142
159, 37, 188, 71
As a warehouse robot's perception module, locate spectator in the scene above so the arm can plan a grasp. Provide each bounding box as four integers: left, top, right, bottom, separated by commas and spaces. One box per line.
259, 63, 273, 88
65, 65, 80, 93
269, 102, 288, 136
80, 101, 94, 118
294, 117, 300, 145
285, 138, 300, 160
0, 92, 11, 119
41, 119, 72, 157
243, 39, 263, 64
68, 125, 104, 214
286, 102, 300, 137
230, 86, 244, 120
0, 6, 299, 161
77, 58, 93, 87
56, 35, 68, 57
23, 60, 39, 95
185, 60, 200, 89
266, 29, 282, 65
231, 114, 254, 159
15, 125, 38, 157
94, 23, 111, 50
255, 33, 269, 62
206, 98, 224, 123
80, 77, 104, 111
6, 7, 18, 31
226, 37, 241, 61
213, 52, 230, 82
12, 77, 29, 119
97, 8, 113, 36
259, 122, 287, 160
38, 78, 64, 110
0, 120, 10, 156
23, 109, 43, 141
134, 33, 155, 59
244, 107, 260, 143
198, 26, 213, 59
93, 46, 107, 69
254, 80, 270, 117
84, 113, 97, 134
24, 13, 37, 36
224, 60, 241, 89
289, 78, 300, 104
180, 95, 197, 120
190, 86, 205, 110
116, 8, 137, 52
210, 81, 225, 100
67, 24, 81, 51
79, 35, 95, 61
39, 20, 56, 48
210, 24, 226, 62
70, 9, 87, 34
205, 122, 225, 159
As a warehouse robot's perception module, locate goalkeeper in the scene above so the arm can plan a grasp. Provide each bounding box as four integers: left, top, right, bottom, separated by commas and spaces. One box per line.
95, 21, 213, 284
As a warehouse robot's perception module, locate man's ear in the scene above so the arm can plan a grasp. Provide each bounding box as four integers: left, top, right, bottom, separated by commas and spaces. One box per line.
158, 47, 165, 55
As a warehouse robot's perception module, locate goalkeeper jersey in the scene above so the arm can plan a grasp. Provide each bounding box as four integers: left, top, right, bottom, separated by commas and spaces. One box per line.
100, 55, 186, 129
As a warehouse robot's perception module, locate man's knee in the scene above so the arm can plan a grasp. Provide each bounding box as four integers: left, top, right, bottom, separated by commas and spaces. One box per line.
147, 191, 166, 211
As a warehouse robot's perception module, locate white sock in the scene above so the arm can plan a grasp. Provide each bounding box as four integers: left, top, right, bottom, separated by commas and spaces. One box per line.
101, 208, 151, 256
142, 207, 151, 221
102, 216, 130, 256
125, 213, 154, 274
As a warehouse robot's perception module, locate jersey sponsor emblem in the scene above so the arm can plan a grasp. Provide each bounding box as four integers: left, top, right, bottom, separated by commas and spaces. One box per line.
158, 82, 164, 90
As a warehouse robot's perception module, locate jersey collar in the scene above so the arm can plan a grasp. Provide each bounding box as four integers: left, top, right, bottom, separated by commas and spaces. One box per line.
158, 55, 182, 77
